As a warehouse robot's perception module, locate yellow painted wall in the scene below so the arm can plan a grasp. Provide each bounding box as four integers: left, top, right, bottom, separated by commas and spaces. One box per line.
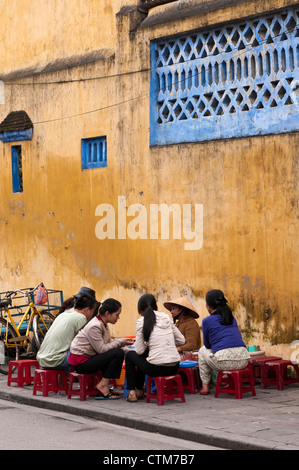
0, 0, 129, 75
0, 0, 298, 358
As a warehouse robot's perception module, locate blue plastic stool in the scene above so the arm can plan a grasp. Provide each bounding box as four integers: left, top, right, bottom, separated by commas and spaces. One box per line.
123, 374, 156, 398
123, 375, 129, 398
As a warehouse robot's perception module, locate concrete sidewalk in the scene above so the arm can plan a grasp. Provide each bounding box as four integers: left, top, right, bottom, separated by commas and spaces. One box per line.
0, 372, 298, 450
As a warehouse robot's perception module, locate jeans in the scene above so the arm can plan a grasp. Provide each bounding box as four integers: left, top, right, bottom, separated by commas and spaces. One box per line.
59, 351, 71, 375
42, 350, 71, 375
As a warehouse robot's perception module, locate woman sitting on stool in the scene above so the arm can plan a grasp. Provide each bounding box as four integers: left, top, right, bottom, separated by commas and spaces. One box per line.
68, 298, 133, 400
125, 294, 185, 403
164, 296, 201, 353
199, 289, 250, 395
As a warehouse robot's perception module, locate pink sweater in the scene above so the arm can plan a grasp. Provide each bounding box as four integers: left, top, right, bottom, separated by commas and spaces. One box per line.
70, 316, 127, 357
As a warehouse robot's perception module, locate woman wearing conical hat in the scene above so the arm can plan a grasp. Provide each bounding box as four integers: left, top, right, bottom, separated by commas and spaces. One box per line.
164, 296, 201, 353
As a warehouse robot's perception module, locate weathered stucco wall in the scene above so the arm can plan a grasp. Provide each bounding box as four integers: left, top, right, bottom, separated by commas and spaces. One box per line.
0, 0, 129, 76
0, 0, 298, 356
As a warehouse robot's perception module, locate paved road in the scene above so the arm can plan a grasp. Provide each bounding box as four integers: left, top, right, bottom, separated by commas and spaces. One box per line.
1, 370, 298, 450
0, 399, 223, 451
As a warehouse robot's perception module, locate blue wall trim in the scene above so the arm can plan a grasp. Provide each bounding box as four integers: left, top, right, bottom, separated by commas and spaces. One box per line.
0, 128, 33, 143
150, 6, 299, 146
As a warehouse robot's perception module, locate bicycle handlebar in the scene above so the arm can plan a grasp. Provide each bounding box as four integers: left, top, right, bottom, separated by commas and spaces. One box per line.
5, 283, 43, 299
6, 291, 15, 298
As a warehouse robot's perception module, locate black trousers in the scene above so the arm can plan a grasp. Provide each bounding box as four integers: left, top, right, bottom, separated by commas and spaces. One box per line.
125, 351, 179, 391
74, 348, 124, 379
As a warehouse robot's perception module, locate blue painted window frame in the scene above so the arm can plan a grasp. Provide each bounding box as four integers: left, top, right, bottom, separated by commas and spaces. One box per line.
0, 128, 33, 143
11, 145, 23, 193
81, 136, 107, 169
150, 6, 299, 146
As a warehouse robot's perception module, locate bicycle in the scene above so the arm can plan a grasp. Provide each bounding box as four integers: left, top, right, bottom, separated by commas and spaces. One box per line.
0, 283, 58, 374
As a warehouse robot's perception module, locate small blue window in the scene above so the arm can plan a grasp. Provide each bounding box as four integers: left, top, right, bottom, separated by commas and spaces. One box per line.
11, 145, 23, 193
81, 136, 107, 169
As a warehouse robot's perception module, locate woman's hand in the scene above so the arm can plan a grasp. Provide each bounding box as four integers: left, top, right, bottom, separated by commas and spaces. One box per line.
124, 338, 134, 345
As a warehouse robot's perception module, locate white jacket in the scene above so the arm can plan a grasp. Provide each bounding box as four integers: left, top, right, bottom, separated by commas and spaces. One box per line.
135, 310, 185, 365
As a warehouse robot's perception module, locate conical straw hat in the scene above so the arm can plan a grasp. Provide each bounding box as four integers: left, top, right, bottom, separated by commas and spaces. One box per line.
164, 296, 199, 318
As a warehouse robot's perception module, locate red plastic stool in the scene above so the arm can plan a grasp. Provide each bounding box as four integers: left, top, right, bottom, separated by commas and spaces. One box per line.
215, 368, 256, 399
67, 371, 103, 401
33, 369, 68, 397
261, 360, 299, 390
178, 366, 200, 394
146, 375, 186, 406
7, 360, 39, 387
250, 356, 282, 384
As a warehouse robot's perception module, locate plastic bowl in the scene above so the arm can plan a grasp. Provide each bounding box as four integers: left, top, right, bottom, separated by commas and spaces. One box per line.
179, 360, 198, 367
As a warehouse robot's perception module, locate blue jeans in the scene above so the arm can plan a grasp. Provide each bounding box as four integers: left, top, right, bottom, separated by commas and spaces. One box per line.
59, 351, 71, 375
42, 351, 71, 375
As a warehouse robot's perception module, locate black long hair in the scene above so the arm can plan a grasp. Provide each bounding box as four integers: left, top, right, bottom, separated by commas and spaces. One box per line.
98, 298, 122, 317
206, 289, 233, 326
58, 295, 98, 314
137, 294, 158, 342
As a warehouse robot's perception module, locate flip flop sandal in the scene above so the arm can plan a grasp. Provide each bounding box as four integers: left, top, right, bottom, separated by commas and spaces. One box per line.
95, 391, 120, 400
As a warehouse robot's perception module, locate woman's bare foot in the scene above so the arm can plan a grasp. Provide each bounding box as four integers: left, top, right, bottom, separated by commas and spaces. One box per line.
127, 390, 138, 402
199, 384, 210, 395
96, 378, 110, 397
136, 389, 144, 399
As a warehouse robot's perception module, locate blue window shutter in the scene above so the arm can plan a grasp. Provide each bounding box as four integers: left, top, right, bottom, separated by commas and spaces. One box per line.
81, 136, 107, 169
11, 145, 23, 193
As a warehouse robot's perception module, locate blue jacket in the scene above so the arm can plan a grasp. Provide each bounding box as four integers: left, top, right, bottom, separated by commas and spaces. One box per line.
202, 313, 246, 354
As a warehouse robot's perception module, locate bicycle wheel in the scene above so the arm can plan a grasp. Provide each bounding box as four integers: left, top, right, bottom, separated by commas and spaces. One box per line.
0, 317, 20, 374
32, 311, 55, 351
